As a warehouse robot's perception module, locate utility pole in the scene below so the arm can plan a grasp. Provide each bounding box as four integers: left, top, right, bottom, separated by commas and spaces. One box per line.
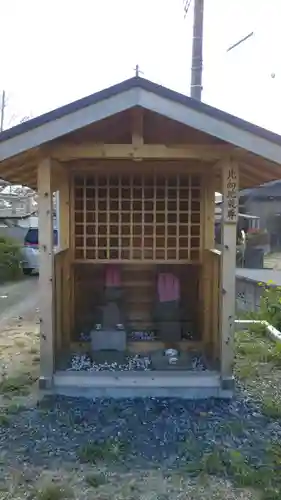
190, 0, 204, 100
0, 90, 6, 132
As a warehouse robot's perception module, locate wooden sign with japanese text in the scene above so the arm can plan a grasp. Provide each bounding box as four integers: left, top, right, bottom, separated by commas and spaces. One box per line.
223, 163, 239, 224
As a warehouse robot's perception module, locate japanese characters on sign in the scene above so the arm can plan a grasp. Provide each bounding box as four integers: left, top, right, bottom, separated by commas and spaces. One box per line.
223, 165, 238, 223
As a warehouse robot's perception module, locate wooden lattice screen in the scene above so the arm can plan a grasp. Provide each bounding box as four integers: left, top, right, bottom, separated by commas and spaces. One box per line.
73, 173, 201, 262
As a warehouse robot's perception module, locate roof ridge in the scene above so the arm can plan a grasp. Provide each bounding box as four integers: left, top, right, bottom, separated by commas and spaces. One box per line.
1, 76, 281, 148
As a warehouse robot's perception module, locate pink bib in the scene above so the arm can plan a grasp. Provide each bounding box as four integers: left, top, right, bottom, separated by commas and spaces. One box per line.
157, 273, 180, 302
105, 265, 121, 287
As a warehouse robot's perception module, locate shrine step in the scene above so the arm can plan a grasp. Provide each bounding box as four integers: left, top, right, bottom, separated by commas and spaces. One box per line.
52, 370, 234, 399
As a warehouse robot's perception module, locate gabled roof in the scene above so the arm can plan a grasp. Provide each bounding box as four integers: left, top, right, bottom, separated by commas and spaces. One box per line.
1, 76, 281, 164
240, 180, 281, 199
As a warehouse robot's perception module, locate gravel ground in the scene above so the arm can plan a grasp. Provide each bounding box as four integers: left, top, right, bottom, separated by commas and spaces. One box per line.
0, 285, 280, 499
0, 389, 277, 471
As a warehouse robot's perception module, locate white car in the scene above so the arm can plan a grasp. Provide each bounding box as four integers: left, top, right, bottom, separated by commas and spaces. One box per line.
21, 227, 58, 275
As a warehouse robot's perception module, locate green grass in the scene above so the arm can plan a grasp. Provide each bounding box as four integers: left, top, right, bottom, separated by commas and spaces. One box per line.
5, 402, 26, 414
183, 443, 281, 498
261, 397, 281, 419
0, 413, 10, 427
233, 329, 281, 498
235, 329, 281, 405
35, 482, 74, 500
0, 372, 36, 395
84, 471, 108, 488
78, 438, 128, 464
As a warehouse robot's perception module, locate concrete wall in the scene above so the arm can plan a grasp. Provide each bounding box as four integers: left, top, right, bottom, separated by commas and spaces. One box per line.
236, 276, 263, 313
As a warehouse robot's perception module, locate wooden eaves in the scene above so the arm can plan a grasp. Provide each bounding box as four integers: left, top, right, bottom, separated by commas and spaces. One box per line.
0, 76, 281, 189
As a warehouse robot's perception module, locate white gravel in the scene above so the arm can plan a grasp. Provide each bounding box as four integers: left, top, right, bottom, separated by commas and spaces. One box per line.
68, 353, 152, 371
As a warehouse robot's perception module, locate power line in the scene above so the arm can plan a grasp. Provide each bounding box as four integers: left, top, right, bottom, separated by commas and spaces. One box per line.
227, 32, 254, 53
183, 0, 192, 18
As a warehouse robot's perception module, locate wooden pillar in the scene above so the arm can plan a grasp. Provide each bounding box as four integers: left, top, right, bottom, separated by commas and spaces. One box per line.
51, 160, 70, 251
201, 173, 215, 350
51, 163, 71, 351
220, 160, 239, 390
38, 157, 54, 389
57, 165, 70, 251
57, 166, 71, 339
203, 172, 215, 250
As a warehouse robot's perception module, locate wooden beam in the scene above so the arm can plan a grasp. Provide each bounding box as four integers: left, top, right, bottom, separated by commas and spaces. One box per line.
0, 148, 40, 175
8, 165, 36, 179
51, 143, 237, 161
131, 107, 144, 150
220, 159, 239, 392
241, 162, 279, 183
38, 157, 54, 389
245, 153, 281, 174
8, 170, 37, 188
68, 159, 211, 175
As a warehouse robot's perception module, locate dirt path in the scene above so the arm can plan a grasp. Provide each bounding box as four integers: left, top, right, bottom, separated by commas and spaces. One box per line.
0, 276, 39, 326
0, 276, 40, 402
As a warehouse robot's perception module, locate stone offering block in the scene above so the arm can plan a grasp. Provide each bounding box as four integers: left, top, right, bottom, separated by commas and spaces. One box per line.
158, 321, 181, 343
91, 329, 127, 352
102, 302, 121, 330
155, 300, 181, 342
104, 286, 122, 303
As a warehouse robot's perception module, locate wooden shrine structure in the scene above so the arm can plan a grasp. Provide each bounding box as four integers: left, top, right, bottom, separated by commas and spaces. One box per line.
1, 77, 281, 398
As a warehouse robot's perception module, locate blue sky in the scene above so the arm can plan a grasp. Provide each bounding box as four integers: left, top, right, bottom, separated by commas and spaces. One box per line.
1, 0, 281, 132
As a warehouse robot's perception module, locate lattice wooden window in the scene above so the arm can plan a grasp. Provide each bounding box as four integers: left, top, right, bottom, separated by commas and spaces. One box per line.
73, 173, 201, 262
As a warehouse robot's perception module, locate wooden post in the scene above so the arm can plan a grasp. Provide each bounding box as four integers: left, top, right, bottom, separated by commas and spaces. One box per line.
220, 160, 239, 390
50, 163, 71, 350
57, 165, 70, 251
201, 173, 215, 351
203, 172, 215, 249
57, 166, 71, 339
38, 157, 54, 389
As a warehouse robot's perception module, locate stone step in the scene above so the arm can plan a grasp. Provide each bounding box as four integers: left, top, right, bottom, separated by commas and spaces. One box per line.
53, 370, 230, 399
